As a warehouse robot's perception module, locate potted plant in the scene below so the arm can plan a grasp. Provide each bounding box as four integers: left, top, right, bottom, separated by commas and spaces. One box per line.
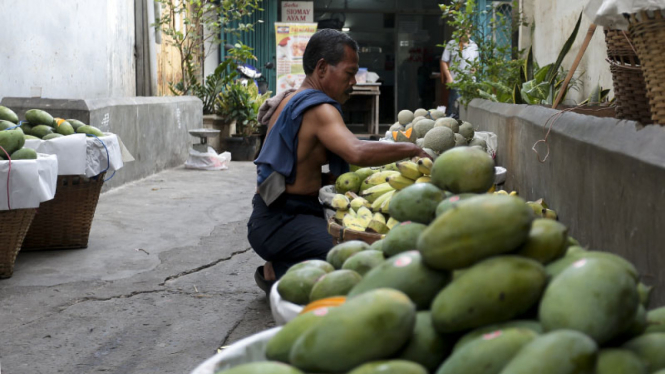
216, 81, 271, 161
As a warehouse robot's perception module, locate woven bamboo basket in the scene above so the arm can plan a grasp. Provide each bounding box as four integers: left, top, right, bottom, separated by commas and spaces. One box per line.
604, 29, 653, 124
327, 218, 384, 245
628, 10, 665, 125
0, 208, 37, 278
22, 173, 105, 250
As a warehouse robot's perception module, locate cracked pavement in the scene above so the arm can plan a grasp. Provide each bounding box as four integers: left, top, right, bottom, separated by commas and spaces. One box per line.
0, 163, 274, 374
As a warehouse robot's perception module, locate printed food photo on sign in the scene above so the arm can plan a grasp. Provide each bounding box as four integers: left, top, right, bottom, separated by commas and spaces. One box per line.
277, 36, 291, 60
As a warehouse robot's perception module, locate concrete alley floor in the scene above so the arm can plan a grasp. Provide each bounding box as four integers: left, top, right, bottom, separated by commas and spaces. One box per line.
0, 162, 274, 374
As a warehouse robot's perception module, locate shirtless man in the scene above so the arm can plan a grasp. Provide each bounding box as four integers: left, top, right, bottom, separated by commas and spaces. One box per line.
248, 29, 429, 292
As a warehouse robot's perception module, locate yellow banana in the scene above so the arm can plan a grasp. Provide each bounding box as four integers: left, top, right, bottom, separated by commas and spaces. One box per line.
361, 182, 395, 203
379, 190, 395, 214
350, 197, 371, 211
343, 214, 368, 230
386, 217, 400, 230
387, 174, 415, 190
370, 189, 393, 211
372, 212, 386, 225
344, 191, 360, 200
396, 161, 423, 180
495, 190, 508, 195
366, 220, 389, 234
334, 209, 347, 221
365, 171, 400, 187
417, 157, 433, 175
415, 176, 431, 184
509, 191, 518, 196
331, 194, 351, 210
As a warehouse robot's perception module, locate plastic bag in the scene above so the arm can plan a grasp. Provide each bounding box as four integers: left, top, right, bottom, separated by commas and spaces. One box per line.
474, 131, 498, 159
185, 147, 231, 171
269, 281, 304, 325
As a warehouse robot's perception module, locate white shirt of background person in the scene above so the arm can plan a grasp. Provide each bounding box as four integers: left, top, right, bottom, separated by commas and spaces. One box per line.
441, 39, 479, 84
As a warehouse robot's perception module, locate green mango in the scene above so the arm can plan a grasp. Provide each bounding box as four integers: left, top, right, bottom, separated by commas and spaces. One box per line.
0, 106, 19, 123
326, 241, 369, 269
309, 270, 362, 301
277, 267, 327, 305
25, 109, 54, 126
347, 360, 427, 374
395, 311, 455, 372
43, 133, 64, 140
76, 125, 104, 137
0, 129, 26, 155
623, 333, 665, 372
434, 193, 477, 217
336, 172, 361, 194
348, 251, 450, 310
418, 195, 534, 271
23, 135, 40, 140
381, 222, 427, 258
54, 120, 75, 135
0, 120, 16, 130
539, 257, 639, 344
266, 309, 330, 363
516, 218, 568, 264
430, 146, 493, 193
388, 183, 444, 224
545, 251, 639, 281
289, 289, 416, 373
596, 349, 648, 374
436, 328, 538, 374
287, 260, 334, 274
431, 256, 546, 333
10, 148, 37, 160
31, 125, 54, 139
65, 118, 87, 131
497, 330, 597, 374
368, 239, 383, 252
20, 122, 33, 135
645, 306, 665, 334
341, 250, 385, 276
218, 362, 304, 374
453, 320, 543, 352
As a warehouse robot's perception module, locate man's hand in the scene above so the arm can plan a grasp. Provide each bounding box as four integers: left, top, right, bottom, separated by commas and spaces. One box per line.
415, 146, 433, 160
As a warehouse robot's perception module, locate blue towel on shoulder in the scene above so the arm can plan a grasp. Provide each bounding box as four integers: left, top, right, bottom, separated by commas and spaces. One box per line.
255, 89, 349, 206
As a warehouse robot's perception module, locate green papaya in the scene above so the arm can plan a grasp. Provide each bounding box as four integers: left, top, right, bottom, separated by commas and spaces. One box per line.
497, 330, 597, 374
430, 146, 494, 193
286, 260, 334, 274
347, 360, 427, 374
388, 183, 444, 224
539, 257, 639, 344
289, 289, 416, 373
418, 195, 534, 270
0, 129, 26, 155
53, 119, 75, 135
25, 109, 54, 126
76, 125, 104, 137
309, 270, 362, 301
565, 245, 586, 256
336, 172, 361, 194
341, 250, 385, 276
396, 311, 454, 372
31, 125, 54, 139
623, 333, 665, 372
453, 320, 543, 352
434, 193, 477, 217
66, 119, 87, 131
431, 256, 546, 333
10, 148, 37, 160
218, 362, 304, 374
381, 222, 427, 258
368, 239, 383, 252
348, 251, 450, 310
277, 267, 327, 305
266, 309, 331, 363
326, 241, 369, 269
0, 120, 16, 130
595, 349, 648, 374
645, 306, 665, 334
516, 218, 568, 264
43, 133, 64, 140
545, 251, 639, 281
0, 106, 19, 123
436, 328, 538, 374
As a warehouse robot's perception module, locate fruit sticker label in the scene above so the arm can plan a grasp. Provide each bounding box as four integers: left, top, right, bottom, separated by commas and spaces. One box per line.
394, 256, 412, 267
275, 22, 318, 94
482, 330, 502, 340
573, 259, 587, 268
449, 196, 460, 202
313, 307, 329, 316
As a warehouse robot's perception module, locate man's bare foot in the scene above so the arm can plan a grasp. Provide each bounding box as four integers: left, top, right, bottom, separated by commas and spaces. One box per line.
264, 262, 276, 281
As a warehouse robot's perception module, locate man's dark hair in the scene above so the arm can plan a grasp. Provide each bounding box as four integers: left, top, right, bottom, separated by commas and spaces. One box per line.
303, 29, 359, 75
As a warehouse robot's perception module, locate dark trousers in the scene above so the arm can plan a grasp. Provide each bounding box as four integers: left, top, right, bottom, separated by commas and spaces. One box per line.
247, 194, 333, 278
446, 88, 460, 119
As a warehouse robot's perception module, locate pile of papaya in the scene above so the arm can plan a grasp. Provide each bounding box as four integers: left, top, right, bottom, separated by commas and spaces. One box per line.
219, 145, 665, 373
0, 105, 104, 145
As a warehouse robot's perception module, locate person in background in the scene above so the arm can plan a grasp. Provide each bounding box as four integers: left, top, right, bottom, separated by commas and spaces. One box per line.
440, 31, 479, 118
249, 29, 429, 294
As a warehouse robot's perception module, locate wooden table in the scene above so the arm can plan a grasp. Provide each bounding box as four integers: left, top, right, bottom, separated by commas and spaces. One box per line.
348, 83, 381, 134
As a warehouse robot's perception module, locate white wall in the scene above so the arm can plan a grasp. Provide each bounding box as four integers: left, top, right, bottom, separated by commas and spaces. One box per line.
0, 0, 136, 100
527, 0, 613, 104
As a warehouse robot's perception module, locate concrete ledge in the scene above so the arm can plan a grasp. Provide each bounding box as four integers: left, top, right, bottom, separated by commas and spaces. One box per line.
1, 96, 203, 190
463, 99, 665, 306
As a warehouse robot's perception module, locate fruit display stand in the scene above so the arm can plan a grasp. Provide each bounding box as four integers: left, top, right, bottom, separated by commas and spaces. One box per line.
21, 133, 127, 250
328, 218, 384, 245
0, 154, 58, 277
190, 327, 281, 374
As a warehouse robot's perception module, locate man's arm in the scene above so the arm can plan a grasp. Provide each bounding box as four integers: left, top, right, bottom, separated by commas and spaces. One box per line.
440, 60, 453, 85
309, 104, 429, 166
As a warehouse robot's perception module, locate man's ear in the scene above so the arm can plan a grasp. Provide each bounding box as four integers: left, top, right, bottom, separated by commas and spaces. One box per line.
315, 58, 327, 78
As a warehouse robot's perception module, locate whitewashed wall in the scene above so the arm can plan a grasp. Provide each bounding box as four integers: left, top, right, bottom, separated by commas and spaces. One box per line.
0, 0, 136, 100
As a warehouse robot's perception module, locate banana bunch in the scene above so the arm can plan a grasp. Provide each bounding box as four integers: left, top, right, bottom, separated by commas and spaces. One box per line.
386, 158, 433, 190
331, 190, 400, 234
493, 190, 518, 197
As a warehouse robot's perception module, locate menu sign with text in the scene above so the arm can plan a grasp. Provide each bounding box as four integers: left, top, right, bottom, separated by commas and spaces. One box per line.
281, 1, 314, 23
275, 22, 318, 94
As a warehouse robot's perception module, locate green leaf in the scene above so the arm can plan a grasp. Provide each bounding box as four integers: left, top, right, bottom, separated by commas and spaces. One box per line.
513, 84, 524, 104
534, 64, 552, 84
546, 11, 583, 84
525, 47, 534, 81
